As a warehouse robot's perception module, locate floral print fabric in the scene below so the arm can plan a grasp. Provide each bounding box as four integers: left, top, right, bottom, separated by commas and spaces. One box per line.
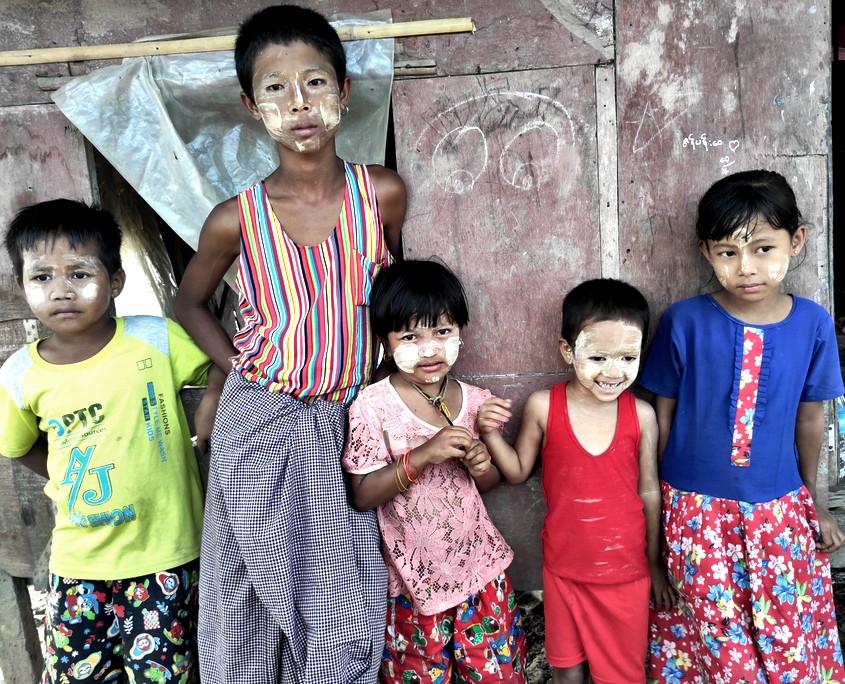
648, 484, 844, 683
731, 327, 764, 467
382, 572, 526, 683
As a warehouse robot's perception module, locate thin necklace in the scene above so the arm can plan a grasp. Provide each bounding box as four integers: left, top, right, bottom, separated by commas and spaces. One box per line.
402, 374, 453, 425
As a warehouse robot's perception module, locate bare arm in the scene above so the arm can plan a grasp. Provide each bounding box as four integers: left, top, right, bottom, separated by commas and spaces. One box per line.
796, 400, 844, 552
347, 425, 474, 510
637, 399, 673, 609
654, 395, 677, 464
478, 392, 547, 484
173, 199, 241, 370
8, 437, 49, 479
368, 165, 406, 260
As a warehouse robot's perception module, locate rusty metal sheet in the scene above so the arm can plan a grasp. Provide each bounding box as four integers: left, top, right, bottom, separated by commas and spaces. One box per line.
0, 0, 611, 106
393, 67, 601, 378
615, 1, 832, 317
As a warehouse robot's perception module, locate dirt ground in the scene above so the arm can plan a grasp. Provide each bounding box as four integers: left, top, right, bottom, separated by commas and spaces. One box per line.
517, 591, 554, 684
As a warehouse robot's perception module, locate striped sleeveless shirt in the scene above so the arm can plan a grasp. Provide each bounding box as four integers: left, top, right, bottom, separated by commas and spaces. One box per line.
232, 162, 391, 404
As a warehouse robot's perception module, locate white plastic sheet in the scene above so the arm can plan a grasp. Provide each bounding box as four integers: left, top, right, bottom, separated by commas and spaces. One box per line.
53, 12, 394, 251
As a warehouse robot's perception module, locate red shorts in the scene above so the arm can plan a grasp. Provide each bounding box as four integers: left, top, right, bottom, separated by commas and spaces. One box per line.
543, 567, 649, 684
382, 572, 526, 683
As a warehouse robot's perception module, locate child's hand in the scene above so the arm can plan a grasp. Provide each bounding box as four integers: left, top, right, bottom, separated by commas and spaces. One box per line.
816, 508, 845, 553
194, 365, 227, 454
477, 397, 512, 435
649, 561, 676, 612
415, 426, 474, 466
194, 387, 223, 454
463, 439, 492, 478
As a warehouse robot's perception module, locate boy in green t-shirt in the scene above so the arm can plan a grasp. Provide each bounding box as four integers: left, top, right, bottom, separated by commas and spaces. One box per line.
0, 199, 222, 683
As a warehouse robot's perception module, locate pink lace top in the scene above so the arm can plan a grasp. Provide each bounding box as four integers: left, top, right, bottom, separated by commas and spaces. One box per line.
343, 378, 513, 615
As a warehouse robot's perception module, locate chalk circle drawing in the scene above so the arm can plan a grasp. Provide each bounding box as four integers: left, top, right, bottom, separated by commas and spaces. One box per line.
415, 92, 576, 195
434, 126, 487, 195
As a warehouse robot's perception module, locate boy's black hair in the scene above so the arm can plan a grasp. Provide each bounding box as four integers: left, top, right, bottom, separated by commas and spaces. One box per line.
235, 4, 347, 103
371, 260, 470, 339
696, 169, 804, 242
560, 278, 650, 347
5, 199, 123, 280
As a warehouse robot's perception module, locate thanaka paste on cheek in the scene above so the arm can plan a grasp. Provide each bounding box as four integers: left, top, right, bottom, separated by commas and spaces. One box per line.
392, 343, 419, 373
769, 254, 789, 283
319, 94, 341, 132
445, 336, 461, 365
80, 282, 100, 301
714, 263, 730, 288
24, 286, 46, 307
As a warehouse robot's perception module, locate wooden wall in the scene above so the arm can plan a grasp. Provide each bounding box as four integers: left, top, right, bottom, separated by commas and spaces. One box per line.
615, 1, 832, 312
0, 0, 834, 638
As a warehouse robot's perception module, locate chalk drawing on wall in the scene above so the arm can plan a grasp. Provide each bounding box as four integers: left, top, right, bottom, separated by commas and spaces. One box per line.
415, 92, 577, 196
631, 100, 688, 153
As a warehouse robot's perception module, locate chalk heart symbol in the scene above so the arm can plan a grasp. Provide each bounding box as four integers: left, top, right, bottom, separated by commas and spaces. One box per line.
728, 140, 740, 153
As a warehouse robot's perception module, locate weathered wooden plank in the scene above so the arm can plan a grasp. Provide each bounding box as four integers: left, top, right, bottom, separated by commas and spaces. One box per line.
0, 0, 611, 106
596, 63, 620, 279
0, 571, 42, 684
615, 0, 831, 315
393, 66, 601, 378
394, 67, 601, 588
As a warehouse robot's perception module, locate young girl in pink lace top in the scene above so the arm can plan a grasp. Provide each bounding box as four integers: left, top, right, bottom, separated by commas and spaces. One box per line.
343, 260, 526, 684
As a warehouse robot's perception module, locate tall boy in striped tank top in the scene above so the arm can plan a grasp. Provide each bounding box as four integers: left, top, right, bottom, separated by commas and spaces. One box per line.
173, 6, 406, 683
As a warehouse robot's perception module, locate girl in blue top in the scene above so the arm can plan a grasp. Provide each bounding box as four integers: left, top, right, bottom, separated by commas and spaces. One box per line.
643, 169, 845, 683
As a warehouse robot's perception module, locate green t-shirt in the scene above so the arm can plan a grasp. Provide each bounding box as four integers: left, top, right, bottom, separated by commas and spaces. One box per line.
0, 316, 210, 579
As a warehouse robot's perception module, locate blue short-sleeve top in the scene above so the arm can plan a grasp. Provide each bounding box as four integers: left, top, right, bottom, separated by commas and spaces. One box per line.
640, 294, 844, 502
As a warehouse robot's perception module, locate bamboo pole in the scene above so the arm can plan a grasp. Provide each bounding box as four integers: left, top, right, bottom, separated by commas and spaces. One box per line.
0, 17, 475, 67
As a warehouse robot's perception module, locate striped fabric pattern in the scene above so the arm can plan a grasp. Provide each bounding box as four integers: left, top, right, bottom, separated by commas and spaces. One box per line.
232, 162, 391, 404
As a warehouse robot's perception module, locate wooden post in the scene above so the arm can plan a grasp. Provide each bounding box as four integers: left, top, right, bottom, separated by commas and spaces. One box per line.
0, 570, 41, 684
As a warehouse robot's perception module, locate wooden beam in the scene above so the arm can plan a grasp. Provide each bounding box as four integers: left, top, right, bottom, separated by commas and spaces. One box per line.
36, 59, 440, 91
0, 18, 475, 67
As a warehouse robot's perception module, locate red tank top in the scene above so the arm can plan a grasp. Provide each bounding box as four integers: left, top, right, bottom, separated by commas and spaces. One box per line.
541, 382, 648, 583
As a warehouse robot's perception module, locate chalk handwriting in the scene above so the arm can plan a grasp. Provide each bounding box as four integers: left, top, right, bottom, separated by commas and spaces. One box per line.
682, 134, 741, 175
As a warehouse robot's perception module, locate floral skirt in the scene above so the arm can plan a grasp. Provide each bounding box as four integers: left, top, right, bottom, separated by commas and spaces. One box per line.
648, 483, 844, 684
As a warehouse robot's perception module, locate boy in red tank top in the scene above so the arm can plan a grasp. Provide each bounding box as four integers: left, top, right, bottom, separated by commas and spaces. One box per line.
480, 279, 673, 684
